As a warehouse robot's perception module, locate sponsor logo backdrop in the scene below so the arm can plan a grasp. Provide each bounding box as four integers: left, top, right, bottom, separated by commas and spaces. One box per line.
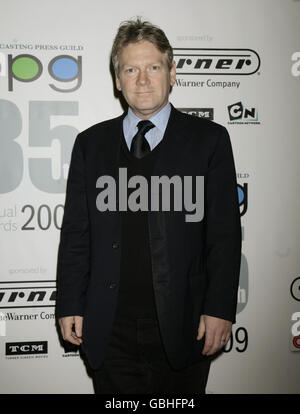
0, 0, 299, 393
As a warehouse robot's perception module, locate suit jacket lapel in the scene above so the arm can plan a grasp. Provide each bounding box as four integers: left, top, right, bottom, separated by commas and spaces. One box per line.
99, 112, 126, 188
152, 104, 188, 177
101, 104, 186, 180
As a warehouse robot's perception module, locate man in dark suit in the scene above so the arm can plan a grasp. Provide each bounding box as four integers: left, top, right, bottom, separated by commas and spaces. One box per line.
56, 18, 241, 394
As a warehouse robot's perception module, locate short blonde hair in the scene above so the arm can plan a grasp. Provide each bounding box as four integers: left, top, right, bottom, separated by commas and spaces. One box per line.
111, 17, 173, 76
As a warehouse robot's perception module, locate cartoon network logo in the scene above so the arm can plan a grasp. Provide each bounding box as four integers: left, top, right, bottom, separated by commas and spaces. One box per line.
0, 53, 82, 91
228, 102, 260, 124
173, 48, 260, 75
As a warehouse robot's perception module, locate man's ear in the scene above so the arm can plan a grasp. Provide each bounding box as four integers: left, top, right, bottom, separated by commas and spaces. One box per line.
170, 60, 176, 86
115, 74, 122, 91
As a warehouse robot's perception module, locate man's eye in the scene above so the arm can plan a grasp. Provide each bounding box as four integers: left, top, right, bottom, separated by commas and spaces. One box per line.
151, 65, 159, 70
126, 68, 135, 73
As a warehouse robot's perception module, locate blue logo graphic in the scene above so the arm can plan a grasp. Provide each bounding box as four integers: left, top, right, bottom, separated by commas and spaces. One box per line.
49, 56, 79, 80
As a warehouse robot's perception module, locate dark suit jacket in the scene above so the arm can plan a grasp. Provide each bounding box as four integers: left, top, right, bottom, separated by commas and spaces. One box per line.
56, 104, 241, 370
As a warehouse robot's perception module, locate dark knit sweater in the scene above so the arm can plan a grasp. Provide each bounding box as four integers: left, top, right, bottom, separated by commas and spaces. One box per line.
114, 132, 163, 320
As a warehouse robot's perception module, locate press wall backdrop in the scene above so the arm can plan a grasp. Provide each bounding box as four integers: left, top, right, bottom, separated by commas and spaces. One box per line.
0, 0, 299, 394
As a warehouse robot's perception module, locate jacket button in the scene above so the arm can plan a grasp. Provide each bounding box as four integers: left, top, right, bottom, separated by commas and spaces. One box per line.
112, 242, 119, 249
109, 282, 117, 289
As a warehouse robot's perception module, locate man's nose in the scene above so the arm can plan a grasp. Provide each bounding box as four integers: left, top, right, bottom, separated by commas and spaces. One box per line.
137, 69, 149, 85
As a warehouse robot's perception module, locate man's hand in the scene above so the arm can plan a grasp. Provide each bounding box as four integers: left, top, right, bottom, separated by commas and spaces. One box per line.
59, 316, 83, 346
197, 314, 232, 356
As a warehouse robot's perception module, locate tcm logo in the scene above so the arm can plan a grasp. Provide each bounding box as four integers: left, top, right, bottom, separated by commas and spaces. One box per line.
6, 341, 48, 355
291, 312, 300, 351
228, 101, 260, 124
178, 108, 214, 120
0, 280, 56, 309
173, 48, 260, 75
291, 52, 300, 77
0, 53, 82, 92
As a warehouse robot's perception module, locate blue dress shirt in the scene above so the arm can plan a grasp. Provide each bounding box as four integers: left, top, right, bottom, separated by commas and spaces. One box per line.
123, 103, 171, 151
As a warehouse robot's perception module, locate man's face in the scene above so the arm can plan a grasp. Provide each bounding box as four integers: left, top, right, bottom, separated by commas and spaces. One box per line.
116, 40, 176, 119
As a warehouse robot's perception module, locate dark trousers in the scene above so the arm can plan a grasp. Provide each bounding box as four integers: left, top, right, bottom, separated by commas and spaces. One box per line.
92, 316, 211, 394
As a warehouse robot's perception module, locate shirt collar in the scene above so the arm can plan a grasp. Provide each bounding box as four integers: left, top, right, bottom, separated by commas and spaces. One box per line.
127, 102, 171, 134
